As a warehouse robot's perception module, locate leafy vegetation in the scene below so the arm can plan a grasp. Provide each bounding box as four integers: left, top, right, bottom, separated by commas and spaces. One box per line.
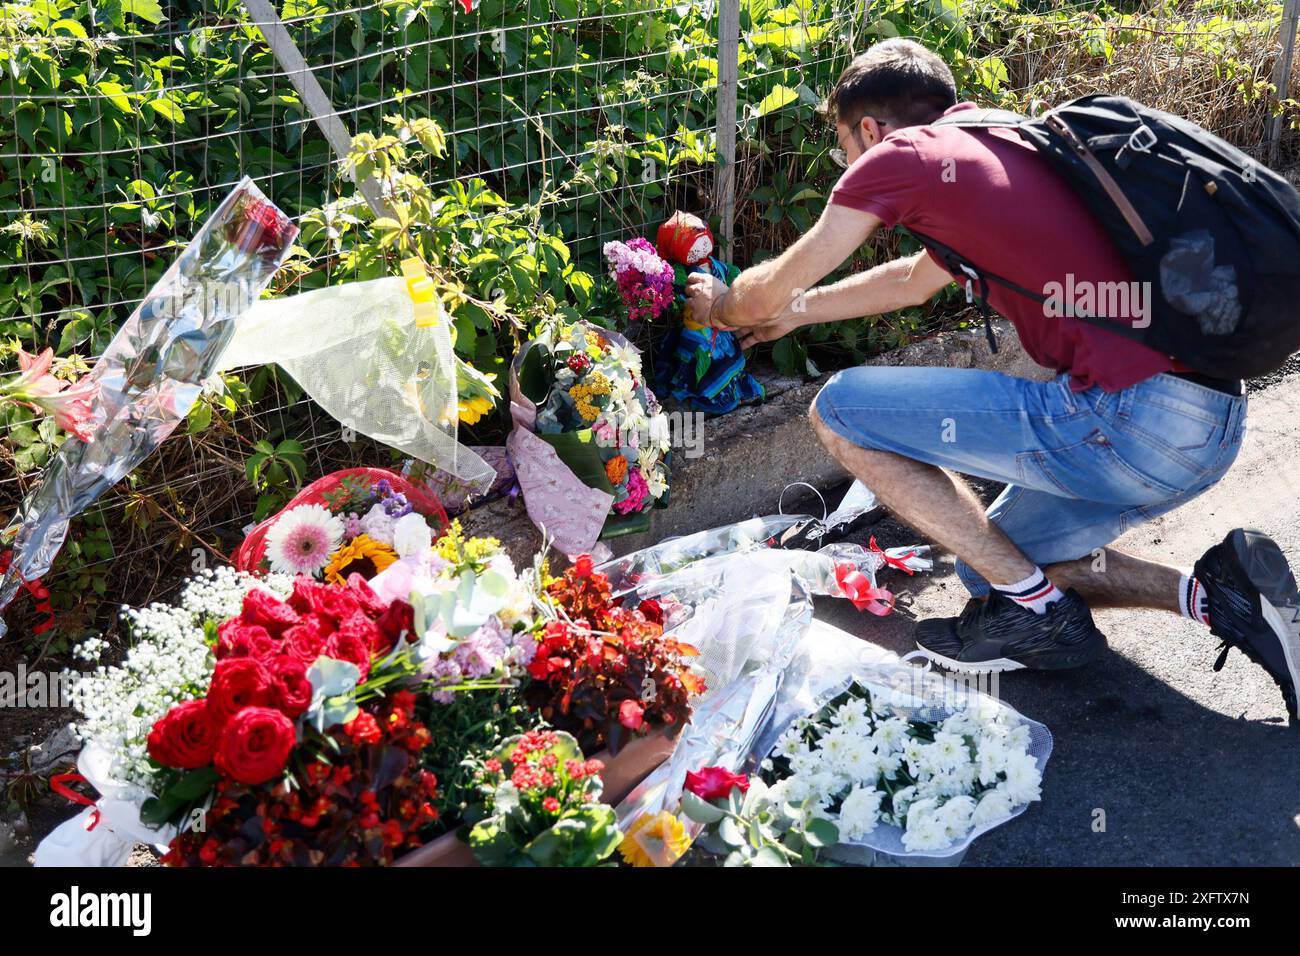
0, 0, 1294, 646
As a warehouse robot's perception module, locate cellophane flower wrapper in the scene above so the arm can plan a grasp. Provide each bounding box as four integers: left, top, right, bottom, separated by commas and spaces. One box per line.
217, 276, 495, 494
608, 550, 814, 856
600, 514, 931, 615
750, 620, 1054, 866
0, 178, 296, 636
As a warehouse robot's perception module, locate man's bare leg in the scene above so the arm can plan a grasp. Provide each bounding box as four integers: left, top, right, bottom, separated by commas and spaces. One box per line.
811, 406, 1188, 615
809, 406, 1038, 587
1043, 549, 1182, 612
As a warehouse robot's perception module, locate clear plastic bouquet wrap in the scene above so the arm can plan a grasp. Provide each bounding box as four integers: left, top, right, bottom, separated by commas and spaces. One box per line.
216, 271, 496, 494
0, 178, 297, 637
601, 516, 1049, 867
747, 621, 1053, 866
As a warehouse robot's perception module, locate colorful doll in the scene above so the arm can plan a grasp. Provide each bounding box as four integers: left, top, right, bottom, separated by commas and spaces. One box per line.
654, 211, 764, 414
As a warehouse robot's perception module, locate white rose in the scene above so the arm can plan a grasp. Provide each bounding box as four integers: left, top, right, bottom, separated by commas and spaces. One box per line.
392, 513, 433, 559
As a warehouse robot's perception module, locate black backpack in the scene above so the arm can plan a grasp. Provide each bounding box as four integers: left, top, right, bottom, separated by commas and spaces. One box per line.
921, 94, 1300, 379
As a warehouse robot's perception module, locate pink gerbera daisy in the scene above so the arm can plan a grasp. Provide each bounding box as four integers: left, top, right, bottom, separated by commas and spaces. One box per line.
264, 504, 345, 576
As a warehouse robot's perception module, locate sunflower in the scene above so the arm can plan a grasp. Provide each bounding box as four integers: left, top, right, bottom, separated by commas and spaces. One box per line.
618, 811, 691, 868
322, 533, 398, 585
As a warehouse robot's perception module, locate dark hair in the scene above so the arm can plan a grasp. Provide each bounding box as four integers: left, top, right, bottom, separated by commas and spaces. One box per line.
826, 38, 957, 130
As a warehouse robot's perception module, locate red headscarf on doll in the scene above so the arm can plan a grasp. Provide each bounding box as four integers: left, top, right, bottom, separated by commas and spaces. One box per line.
656, 211, 714, 266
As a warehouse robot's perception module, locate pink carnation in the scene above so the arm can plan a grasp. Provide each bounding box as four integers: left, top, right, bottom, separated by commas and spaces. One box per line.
613, 465, 650, 515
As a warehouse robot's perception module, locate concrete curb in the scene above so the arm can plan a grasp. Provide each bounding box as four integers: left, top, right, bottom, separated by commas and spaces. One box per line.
462, 318, 1053, 565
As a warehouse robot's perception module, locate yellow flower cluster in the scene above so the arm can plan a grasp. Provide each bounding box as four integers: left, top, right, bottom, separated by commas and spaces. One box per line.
569, 372, 611, 422
435, 519, 501, 566
458, 395, 494, 425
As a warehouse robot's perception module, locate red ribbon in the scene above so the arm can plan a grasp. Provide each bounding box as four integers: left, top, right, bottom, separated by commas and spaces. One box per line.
869, 536, 918, 576
50, 772, 101, 831
835, 563, 895, 616
0, 550, 55, 635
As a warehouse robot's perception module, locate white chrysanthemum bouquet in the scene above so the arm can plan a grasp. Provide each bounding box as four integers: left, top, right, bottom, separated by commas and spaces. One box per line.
759, 680, 1043, 854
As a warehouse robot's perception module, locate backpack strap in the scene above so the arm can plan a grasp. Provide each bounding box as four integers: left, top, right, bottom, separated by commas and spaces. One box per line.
931, 108, 1028, 129
909, 231, 1053, 354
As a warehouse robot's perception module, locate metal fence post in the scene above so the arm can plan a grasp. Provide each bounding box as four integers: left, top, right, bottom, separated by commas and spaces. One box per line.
1269, 0, 1300, 164
241, 0, 393, 219
715, 0, 741, 255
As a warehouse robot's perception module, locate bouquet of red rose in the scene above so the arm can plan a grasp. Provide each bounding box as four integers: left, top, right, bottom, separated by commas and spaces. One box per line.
137, 573, 504, 866
524, 555, 705, 755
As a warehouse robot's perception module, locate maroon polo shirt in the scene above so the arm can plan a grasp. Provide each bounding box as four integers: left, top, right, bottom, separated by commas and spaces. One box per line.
829, 102, 1185, 391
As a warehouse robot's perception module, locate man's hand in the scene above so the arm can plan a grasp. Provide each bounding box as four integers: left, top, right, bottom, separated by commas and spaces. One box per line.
684, 272, 729, 327
732, 315, 801, 348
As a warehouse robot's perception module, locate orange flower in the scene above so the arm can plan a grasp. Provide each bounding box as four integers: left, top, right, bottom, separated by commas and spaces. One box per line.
604, 455, 628, 486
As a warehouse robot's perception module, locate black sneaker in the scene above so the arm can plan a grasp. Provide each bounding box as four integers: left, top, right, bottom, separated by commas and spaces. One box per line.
1193, 529, 1300, 723
914, 597, 982, 655
915, 589, 1107, 673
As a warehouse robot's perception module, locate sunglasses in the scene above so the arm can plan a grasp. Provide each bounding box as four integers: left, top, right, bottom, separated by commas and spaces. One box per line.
830, 119, 889, 169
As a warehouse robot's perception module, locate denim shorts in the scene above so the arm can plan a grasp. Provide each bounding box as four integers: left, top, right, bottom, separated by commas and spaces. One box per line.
813, 367, 1248, 596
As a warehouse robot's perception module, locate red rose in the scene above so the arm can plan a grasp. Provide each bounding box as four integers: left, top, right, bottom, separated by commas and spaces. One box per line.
147, 699, 219, 769
336, 609, 384, 654
375, 599, 413, 650
281, 620, 326, 666
315, 586, 363, 625
346, 573, 387, 616
684, 766, 750, 802
214, 706, 296, 785
618, 699, 645, 731
214, 620, 277, 660
265, 654, 312, 717
302, 611, 336, 637
324, 630, 372, 681
207, 657, 273, 728
638, 599, 664, 626
288, 577, 329, 615
241, 589, 300, 636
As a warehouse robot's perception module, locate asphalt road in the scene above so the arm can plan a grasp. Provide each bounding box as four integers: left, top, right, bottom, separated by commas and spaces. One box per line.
816, 368, 1300, 866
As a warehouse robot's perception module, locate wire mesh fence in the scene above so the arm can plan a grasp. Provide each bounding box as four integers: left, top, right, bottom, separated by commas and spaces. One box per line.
1, 0, 1297, 646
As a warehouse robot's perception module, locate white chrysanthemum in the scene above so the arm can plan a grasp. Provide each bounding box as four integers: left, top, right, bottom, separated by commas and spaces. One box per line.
872, 716, 909, 753
1006, 723, 1033, 752
928, 731, 971, 773
929, 767, 977, 798
788, 749, 825, 780
934, 795, 976, 842
831, 696, 871, 733
836, 786, 883, 840
902, 819, 952, 852
975, 734, 1010, 786
774, 726, 808, 760
805, 770, 844, 808
971, 788, 1015, 829
901, 797, 951, 852
903, 737, 930, 777
999, 751, 1043, 805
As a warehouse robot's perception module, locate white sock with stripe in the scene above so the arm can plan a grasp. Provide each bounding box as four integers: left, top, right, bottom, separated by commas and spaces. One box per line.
992, 568, 1065, 615
1178, 572, 1211, 626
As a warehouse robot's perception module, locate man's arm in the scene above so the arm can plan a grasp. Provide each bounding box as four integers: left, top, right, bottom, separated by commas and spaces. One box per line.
731, 250, 953, 347
688, 203, 885, 328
